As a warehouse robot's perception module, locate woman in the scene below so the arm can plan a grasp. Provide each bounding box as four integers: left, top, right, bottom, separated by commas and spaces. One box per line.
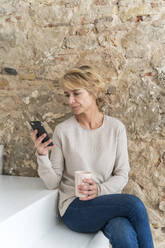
31, 65, 154, 248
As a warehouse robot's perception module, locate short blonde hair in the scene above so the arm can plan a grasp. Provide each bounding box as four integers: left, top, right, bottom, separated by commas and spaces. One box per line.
59, 65, 106, 105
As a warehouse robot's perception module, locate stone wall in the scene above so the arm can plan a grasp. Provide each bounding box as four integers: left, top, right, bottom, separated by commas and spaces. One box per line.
0, 0, 165, 246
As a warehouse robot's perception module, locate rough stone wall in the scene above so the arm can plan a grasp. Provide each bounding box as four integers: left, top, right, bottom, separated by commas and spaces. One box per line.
0, 0, 165, 246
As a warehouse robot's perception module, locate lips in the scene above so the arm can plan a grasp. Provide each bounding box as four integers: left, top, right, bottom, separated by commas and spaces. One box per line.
72, 105, 80, 110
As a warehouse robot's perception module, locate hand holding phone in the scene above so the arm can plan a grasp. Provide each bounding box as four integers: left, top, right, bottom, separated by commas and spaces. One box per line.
30, 121, 55, 155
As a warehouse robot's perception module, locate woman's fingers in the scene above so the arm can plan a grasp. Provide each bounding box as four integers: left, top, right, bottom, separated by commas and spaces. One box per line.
78, 184, 96, 195
31, 130, 38, 143
78, 179, 96, 191
78, 184, 93, 191
79, 194, 97, 201
79, 189, 94, 195
42, 138, 53, 148
31, 130, 45, 146
31, 129, 55, 155
44, 143, 56, 151
78, 178, 98, 201
37, 138, 55, 152
83, 178, 95, 185
35, 133, 46, 147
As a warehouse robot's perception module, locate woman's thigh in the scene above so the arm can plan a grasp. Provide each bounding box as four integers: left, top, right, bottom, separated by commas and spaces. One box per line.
61, 193, 145, 233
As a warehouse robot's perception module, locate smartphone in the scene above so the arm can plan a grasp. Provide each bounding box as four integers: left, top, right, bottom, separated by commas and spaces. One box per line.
30, 121, 54, 147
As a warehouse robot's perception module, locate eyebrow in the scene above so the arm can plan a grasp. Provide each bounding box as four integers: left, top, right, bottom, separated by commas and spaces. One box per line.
64, 89, 81, 94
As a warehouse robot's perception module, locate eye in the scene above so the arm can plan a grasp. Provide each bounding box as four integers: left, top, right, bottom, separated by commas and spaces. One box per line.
64, 91, 81, 97
73, 92, 80, 96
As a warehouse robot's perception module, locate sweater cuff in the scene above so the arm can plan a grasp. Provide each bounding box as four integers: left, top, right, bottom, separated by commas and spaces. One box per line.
97, 183, 101, 196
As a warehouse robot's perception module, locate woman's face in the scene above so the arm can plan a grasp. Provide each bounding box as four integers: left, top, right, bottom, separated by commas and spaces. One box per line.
64, 87, 95, 114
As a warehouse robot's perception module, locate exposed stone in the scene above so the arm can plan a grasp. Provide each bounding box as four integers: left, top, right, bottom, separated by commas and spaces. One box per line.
65, 34, 98, 50
156, 66, 165, 89
19, 73, 36, 81
0, 78, 9, 89
94, 16, 113, 32
3, 67, 17, 75
43, 112, 66, 122
119, 4, 151, 21
0, 31, 16, 49
159, 201, 165, 212
0, 1, 165, 246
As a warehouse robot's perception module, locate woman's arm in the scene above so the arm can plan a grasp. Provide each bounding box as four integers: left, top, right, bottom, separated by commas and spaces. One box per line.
97, 126, 130, 195
36, 125, 64, 189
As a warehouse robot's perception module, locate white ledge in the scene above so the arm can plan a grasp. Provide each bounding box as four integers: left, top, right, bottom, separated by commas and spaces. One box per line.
0, 175, 55, 224
0, 175, 110, 248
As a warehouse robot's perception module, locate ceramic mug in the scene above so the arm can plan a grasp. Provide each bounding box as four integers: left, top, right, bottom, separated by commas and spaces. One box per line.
75, 170, 92, 198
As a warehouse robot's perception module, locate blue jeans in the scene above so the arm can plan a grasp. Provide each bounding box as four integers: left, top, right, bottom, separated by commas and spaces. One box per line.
61, 194, 154, 248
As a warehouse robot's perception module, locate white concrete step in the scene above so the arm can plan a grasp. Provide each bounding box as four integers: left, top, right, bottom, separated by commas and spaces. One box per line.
0, 175, 58, 248
0, 175, 110, 248
31, 222, 94, 248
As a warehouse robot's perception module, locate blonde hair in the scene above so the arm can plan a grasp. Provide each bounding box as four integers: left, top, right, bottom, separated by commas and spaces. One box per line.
59, 65, 106, 109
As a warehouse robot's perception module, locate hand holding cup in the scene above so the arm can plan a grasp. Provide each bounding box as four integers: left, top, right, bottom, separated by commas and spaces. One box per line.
75, 171, 98, 201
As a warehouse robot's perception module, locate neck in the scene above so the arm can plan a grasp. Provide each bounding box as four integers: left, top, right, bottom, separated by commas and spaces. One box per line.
75, 105, 104, 130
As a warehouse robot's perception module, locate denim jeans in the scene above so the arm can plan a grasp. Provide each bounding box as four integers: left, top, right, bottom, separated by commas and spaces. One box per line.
61, 194, 154, 248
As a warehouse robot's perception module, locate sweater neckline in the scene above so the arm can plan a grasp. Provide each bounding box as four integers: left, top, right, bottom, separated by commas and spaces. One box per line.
73, 114, 106, 132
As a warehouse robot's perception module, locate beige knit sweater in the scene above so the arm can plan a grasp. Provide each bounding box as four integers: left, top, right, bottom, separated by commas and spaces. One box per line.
36, 115, 130, 217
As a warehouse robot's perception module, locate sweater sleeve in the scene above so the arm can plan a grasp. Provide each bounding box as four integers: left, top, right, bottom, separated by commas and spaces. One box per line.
97, 125, 130, 195
36, 125, 64, 190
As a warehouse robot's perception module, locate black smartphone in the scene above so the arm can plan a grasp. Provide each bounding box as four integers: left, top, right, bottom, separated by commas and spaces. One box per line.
30, 121, 54, 147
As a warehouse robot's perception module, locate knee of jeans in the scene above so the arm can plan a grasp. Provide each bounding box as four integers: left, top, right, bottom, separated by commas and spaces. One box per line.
105, 217, 136, 234
104, 217, 138, 247
129, 195, 147, 213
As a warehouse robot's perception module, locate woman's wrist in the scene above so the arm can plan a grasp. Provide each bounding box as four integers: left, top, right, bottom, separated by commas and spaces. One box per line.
35, 150, 47, 157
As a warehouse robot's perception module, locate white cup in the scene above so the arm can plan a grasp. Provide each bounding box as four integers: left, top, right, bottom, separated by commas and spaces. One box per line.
75, 171, 92, 198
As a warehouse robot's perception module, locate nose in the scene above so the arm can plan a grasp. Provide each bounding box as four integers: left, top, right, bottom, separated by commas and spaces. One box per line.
68, 94, 75, 105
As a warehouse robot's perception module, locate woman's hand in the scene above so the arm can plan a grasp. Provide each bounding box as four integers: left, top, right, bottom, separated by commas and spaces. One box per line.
31, 130, 55, 155
78, 178, 98, 201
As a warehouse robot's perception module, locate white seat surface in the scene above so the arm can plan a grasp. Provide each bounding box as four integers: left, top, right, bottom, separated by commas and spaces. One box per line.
31, 222, 97, 248
0, 175, 53, 223
0, 175, 110, 248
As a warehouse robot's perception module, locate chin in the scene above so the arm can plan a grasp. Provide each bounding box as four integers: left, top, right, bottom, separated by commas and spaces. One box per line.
72, 109, 83, 115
